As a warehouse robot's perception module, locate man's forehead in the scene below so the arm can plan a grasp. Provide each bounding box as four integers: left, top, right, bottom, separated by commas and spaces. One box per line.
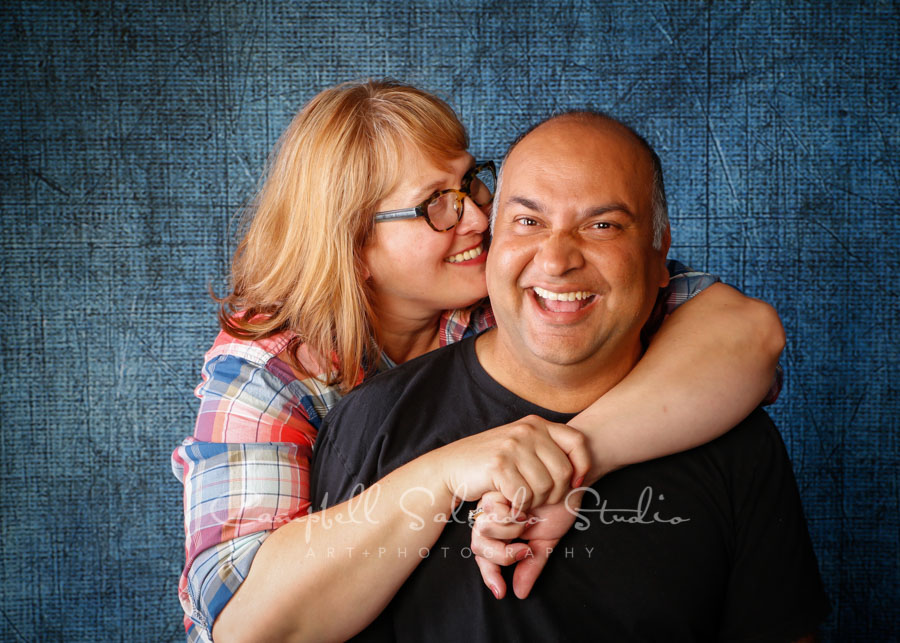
500, 119, 654, 208
510, 117, 646, 168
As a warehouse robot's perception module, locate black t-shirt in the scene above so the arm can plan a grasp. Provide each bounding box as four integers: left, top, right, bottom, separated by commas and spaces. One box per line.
311, 335, 829, 642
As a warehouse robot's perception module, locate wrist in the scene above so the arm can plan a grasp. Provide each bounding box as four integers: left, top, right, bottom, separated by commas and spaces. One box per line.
407, 449, 458, 512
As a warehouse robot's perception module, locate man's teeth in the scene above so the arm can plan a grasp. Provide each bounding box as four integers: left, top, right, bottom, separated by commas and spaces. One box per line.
533, 286, 595, 301
446, 244, 484, 264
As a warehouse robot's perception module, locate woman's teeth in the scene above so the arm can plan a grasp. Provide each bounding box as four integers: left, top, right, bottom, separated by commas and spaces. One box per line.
445, 244, 484, 264
533, 286, 595, 301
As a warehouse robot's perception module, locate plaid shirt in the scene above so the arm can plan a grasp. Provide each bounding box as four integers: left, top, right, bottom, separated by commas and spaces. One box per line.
172, 261, 748, 641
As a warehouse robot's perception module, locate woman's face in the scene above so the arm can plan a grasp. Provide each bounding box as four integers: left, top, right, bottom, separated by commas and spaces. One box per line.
363, 149, 490, 321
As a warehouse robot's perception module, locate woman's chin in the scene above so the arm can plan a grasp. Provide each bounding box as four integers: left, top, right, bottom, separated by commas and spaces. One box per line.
439, 285, 488, 311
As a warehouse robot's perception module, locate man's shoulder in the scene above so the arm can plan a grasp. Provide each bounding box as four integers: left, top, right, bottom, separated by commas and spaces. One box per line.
318, 338, 473, 447
342, 338, 471, 410
683, 406, 793, 485
718, 406, 776, 443
708, 407, 784, 461
311, 337, 476, 507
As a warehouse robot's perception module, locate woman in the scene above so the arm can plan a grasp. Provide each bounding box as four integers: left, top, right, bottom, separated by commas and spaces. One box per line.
172, 79, 784, 642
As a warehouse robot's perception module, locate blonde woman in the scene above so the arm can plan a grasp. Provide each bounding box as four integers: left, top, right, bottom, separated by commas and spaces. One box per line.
172, 79, 784, 642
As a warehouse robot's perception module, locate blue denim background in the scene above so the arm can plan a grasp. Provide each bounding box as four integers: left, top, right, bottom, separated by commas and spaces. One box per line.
1, 1, 897, 640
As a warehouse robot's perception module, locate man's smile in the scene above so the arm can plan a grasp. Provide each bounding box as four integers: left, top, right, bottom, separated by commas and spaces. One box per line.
528, 286, 599, 317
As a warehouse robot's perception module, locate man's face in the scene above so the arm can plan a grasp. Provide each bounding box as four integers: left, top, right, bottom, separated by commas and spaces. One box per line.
486, 118, 671, 372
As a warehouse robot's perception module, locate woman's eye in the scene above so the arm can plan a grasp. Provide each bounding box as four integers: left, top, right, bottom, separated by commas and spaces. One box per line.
591, 221, 612, 229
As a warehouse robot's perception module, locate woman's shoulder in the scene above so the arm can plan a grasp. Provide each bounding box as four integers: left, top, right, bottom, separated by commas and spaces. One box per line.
196, 325, 344, 434
204, 327, 298, 365
202, 325, 332, 384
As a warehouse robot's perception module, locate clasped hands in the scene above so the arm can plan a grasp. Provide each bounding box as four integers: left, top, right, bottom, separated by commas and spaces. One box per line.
432, 415, 591, 601
470, 488, 586, 600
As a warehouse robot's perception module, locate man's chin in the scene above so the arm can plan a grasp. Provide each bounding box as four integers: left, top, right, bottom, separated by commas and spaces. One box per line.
521, 336, 606, 369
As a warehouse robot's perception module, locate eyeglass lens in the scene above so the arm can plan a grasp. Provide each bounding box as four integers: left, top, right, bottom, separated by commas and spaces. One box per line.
468, 166, 496, 207
424, 165, 497, 230
425, 192, 463, 230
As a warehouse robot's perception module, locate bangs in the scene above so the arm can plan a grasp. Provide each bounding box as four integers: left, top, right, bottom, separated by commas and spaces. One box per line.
364, 86, 469, 207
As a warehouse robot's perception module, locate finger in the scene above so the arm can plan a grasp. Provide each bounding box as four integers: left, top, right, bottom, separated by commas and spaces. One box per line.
476, 496, 530, 540
532, 439, 577, 506
512, 537, 559, 599
493, 468, 535, 516
480, 490, 506, 511
547, 423, 592, 488
475, 555, 507, 600
519, 513, 565, 540
511, 417, 576, 506
504, 441, 563, 509
476, 517, 529, 541
494, 418, 564, 509
472, 529, 530, 565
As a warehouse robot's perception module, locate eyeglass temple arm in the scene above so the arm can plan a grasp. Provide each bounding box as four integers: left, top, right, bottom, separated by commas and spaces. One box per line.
373, 208, 420, 222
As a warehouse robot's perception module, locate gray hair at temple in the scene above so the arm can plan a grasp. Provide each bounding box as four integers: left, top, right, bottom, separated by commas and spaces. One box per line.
491, 110, 669, 250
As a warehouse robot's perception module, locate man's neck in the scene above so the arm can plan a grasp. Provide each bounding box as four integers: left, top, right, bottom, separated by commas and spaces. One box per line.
474, 328, 641, 414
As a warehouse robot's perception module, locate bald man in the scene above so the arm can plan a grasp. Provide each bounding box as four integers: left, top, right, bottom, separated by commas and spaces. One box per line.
312, 112, 828, 642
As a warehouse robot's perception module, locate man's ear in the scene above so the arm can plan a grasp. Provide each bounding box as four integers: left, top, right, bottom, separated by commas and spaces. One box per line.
657, 226, 671, 288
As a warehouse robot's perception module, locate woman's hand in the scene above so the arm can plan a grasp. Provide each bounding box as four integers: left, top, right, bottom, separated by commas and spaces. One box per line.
471, 489, 585, 599
428, 415, 590, 515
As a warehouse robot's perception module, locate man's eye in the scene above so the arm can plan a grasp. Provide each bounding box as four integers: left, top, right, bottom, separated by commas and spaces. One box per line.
592, 221, 612, 229
515, 217, 539, 227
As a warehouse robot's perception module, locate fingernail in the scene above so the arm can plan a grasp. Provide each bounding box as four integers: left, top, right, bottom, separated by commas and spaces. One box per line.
515, 548, 531, 562
490, 584, 500, 599
572, 476, 585, 488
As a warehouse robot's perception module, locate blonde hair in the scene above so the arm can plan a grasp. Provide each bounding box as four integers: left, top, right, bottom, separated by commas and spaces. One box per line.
217, 79, 469, 391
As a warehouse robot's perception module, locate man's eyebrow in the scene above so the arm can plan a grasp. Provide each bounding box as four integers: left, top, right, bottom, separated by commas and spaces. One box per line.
506, 196, 545, 212
584, 203, 635, 219
505, 197, 636, 219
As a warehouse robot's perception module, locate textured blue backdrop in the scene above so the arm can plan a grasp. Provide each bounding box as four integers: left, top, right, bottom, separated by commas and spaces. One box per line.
1, 1, 897, 641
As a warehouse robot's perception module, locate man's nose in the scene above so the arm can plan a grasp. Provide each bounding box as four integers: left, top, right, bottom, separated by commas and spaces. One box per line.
535, 231, 585, 276
454, 195, 489, 235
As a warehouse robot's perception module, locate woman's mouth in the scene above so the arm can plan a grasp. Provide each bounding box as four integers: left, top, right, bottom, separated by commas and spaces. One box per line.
445, 244, 484, 264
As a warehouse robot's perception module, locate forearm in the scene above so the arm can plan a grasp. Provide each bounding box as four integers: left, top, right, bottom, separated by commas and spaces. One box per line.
212, 454, 455, 643
569, 283, 785, 482
212, 412, 591, 640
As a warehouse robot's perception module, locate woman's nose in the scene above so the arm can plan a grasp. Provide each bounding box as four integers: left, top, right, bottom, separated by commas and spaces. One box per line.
454, 195, 489, 235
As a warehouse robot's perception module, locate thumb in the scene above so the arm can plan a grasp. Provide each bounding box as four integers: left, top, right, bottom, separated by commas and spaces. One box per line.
511, 537, 559, 599
548, 424, 591, 487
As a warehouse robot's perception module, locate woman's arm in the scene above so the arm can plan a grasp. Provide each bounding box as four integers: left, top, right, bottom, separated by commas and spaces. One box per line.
471, 282, 785, 599
569, 281, 785, 482
213, 417, 590, 643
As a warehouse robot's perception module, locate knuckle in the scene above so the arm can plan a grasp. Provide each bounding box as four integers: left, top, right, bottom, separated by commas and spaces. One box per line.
509, 424, 532, 439
488, 452, 508, 470
552, 468, 573, 489
518, 487, 534, 506
533, 477, 553, 496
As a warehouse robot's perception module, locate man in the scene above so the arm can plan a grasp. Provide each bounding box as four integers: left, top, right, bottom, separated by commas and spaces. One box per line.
312, 112, 829, 641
